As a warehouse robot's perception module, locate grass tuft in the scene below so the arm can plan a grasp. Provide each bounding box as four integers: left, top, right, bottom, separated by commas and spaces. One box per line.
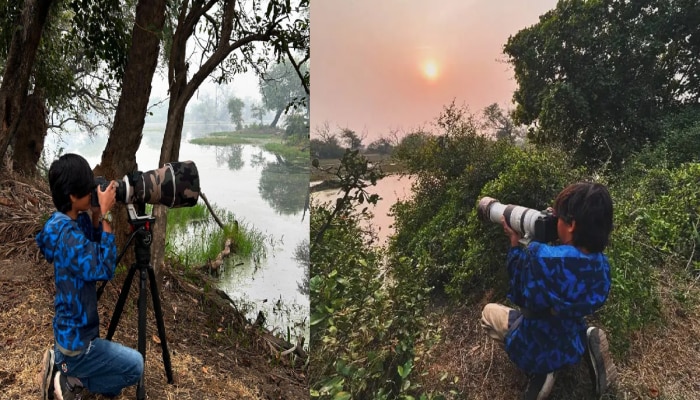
165, 203, 267, 269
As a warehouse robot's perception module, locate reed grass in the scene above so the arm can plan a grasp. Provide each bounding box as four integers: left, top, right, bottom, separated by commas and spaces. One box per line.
263, 142, 308, 162
165, 203, 267, 269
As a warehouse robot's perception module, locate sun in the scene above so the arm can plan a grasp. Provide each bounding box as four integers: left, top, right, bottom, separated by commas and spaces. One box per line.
422, 59, 439, 80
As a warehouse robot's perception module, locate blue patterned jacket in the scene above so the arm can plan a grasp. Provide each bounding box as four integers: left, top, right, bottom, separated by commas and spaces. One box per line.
36, 212, 117, 352
504, 242, 610, 374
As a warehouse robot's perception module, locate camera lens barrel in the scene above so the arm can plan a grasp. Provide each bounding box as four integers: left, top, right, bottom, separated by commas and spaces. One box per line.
91, 161, 200, 209
477, 196, 557, 243
136, 161, 200, 208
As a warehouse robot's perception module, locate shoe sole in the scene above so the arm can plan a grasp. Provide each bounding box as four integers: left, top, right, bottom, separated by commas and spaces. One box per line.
524, 372, 555, 400
587, 327, 611, 399
538, 373, 555, 400
40, 348, 55, 400
53, 371, 65, 400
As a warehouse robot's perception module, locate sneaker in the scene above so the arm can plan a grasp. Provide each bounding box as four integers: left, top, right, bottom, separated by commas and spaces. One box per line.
523, 372, 555, 400
586, 326, 617, 399
39, 348, 55, 400
53, 372, 83, 400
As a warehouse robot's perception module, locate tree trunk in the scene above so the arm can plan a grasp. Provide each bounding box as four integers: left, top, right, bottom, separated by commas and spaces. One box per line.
0, 0, 54, 169
150, 104, 186, 274
13, 91, 48, 175
94, 0, 166, 260
269, 108, 283, 128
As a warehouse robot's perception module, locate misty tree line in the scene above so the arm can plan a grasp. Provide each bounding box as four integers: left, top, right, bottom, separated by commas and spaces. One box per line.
145, 59, 309, 140
310, 101, 521, 159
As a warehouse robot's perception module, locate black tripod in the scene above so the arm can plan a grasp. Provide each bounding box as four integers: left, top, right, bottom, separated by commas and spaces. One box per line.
99, 204, 174, 400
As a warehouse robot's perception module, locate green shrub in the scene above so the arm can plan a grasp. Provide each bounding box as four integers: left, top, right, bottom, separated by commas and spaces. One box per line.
310, 151, 437, 399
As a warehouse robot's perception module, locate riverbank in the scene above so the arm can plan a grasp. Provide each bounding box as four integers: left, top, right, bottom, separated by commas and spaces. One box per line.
190, 126, 309, 163
0, 171, 308, 400
310, 153, 404, 182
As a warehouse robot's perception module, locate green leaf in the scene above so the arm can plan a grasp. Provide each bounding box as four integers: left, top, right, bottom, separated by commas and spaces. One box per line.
333, 391, 351, 400
310, 312, 326, 326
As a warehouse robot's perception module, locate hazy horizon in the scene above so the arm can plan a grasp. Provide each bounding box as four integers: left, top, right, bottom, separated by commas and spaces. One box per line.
310, 1, 558, 142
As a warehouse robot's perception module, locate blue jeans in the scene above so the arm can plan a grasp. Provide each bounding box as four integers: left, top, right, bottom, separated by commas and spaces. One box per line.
54, 339, 144, 397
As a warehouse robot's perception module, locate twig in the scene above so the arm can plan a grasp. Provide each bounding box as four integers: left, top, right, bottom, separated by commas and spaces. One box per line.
200, 192, 225, 229
482, 339, 494, 386
269, 372, 305, 386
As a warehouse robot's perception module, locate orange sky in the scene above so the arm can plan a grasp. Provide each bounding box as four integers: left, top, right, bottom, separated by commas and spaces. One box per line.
310, 1, 559, 141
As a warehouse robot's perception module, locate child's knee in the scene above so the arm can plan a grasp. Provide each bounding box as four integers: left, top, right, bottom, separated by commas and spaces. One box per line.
124, 351, 144, 385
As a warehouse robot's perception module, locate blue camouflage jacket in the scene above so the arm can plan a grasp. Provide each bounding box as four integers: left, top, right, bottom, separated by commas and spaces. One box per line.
36, 212, 117, 352
504, 242, 610, 374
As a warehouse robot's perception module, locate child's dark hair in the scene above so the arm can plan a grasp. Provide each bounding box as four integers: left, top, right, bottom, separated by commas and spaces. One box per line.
553, 182, 613, 253
48, 154, 95, 213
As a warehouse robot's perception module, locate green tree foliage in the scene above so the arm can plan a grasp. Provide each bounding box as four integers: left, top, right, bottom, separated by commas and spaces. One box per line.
251, 103, 266, 125
392, 130, 430, 166
311, 128, 345, 159
310, 150, 435, 399
1, 0, 131, 133
630, 106, 700, 169
480, 103, 523, 142
259, 60, 308, 127
366, 137, 394, 155
504, 0, 700, 167
596, 161, 700, 352
339, 128, 363, 150
227, 96, 245, 130
283, 112, 308, 143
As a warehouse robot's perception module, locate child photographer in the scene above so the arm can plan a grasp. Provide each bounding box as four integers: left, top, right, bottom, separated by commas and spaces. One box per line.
36, 153, 143, 400
480, 182, 616, 400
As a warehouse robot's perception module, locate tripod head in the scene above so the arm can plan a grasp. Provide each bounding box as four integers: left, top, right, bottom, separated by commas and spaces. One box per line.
126, 204, 156, 266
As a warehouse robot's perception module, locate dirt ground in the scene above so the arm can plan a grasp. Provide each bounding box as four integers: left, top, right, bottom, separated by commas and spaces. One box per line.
415, 281, 700, 400
0, 172, 308, 400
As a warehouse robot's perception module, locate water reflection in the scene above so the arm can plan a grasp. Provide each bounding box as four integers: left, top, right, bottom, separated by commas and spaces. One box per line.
312, 174, 414, 245
294, 239, 309, 296
249, 149, 268, 168
258, 161, 309, 215
215, 144, 245, 171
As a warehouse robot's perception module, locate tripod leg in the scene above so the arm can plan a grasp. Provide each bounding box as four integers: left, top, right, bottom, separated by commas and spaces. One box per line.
106, 264, 138, 341
136, 268, 148, 400
148, 266, 174, 384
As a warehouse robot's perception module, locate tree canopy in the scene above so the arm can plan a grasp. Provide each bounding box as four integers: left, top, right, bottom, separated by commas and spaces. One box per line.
259, 60, 308, 127
505, 0, 700, 166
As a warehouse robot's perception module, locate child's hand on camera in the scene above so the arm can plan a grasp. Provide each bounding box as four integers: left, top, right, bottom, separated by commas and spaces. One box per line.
501, 216, 521, 247
97, 180, 118, 215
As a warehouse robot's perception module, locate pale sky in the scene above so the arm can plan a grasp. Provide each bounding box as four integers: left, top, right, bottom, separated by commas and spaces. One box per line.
311, 1, 559, 141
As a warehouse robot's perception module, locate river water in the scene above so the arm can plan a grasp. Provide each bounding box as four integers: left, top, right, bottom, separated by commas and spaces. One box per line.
311, 174, 414, 246
44, 121, 309, 341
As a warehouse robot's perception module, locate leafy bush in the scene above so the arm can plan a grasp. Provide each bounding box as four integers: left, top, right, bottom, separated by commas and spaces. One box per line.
310, 151, 437, 399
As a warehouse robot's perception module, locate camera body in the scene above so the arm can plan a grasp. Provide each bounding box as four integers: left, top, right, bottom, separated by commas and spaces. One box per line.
477, 197, 557, 244
91, 176, 128, 207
